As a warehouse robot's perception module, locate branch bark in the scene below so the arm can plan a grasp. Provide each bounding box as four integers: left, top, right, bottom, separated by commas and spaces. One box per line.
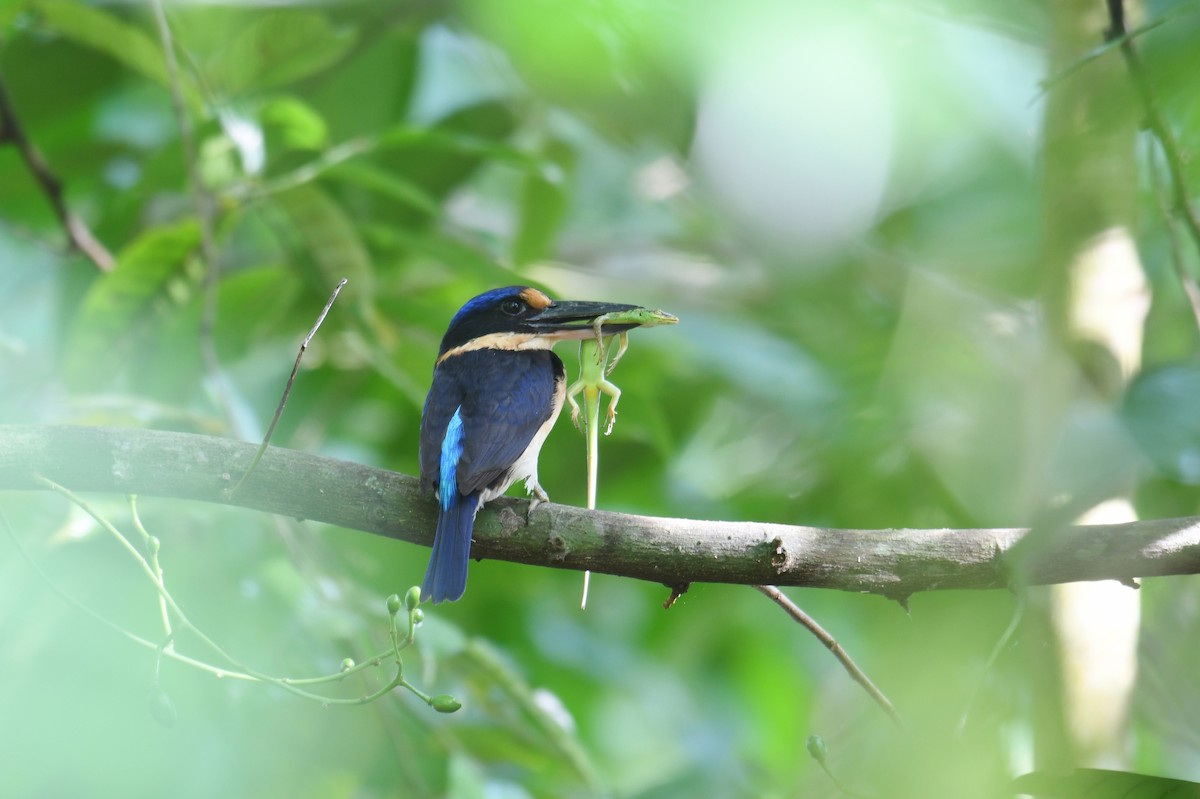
2, 425, 1199, 599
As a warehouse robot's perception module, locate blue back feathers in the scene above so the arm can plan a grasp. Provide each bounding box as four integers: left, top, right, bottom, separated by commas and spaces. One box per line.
439, 408, 465, 511
423, 406, 475, 603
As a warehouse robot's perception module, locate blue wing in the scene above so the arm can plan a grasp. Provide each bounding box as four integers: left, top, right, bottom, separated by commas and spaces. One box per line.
437, 349, 562, 496
419, 368, 463, 495
422, 408, 476, 602
418, 349, 563, 602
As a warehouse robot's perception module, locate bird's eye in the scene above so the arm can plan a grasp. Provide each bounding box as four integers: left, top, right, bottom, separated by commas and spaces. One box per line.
500, 300, 524, 317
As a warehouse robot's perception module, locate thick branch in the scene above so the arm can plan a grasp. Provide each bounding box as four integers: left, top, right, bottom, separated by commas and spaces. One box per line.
2, 425, 1198, 598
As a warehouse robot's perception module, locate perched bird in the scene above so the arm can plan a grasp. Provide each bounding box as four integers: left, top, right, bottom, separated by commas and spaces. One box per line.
419, 286, 639, 603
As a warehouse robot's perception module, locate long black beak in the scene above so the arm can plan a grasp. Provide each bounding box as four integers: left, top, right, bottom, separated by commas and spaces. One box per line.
526, 300, 641, 339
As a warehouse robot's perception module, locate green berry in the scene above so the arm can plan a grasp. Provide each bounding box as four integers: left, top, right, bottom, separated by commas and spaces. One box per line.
385, 593, 402, 616
431, 694, 462, 713
805, 734, 826, 763
404, 586, 421, 611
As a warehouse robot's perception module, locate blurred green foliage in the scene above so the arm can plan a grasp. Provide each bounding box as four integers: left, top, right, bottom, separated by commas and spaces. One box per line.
3, 0, 1200, 797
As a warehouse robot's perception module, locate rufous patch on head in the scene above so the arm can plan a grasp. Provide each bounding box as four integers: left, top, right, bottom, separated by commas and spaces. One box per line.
519, 287, 553, 310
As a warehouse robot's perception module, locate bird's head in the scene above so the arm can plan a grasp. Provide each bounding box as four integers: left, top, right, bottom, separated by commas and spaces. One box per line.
437, 286, 640, 361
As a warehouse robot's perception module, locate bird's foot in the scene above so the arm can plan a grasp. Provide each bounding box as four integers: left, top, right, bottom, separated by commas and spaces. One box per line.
527, 481, 550, 515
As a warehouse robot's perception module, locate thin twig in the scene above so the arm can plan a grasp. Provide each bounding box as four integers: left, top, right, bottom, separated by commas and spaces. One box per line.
755, 585, 902, 728
2, 507, 257, 681
1146, 135, 1200, 330
23, 478, 426, 705
238, 136, 377, 200
1106, 0, 1200, 262
229, 278, 348, 496
147, 0, 235, 427
0, 70, 115, 271
957, 591, 1026, 735
1035, 15, 1165, 100
129, 495, 173, 644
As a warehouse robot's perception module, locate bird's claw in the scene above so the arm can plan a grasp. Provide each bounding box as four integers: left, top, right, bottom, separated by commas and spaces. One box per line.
527, 482, 550, 515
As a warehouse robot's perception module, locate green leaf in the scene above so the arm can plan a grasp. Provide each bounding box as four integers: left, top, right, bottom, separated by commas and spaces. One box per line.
361, 224, 502, 283
217, 12, 356, 95
207, 264, 300, 363
32, 0, 200, 109
269, 184, 372, 301
1123, 364, 1200, 483
324, 160, 440, 215
1011, 769, 1200, 798
303, 26, 418, 141
376, 121, 546, 175
259, 96, 329, 152
65, 220, 202, 389
372, 101, 529, 205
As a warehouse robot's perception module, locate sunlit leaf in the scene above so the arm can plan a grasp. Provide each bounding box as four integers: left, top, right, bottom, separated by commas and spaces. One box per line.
259, 96, 329, 153
1012, 769, 1200, 798
64, 220, 201, 389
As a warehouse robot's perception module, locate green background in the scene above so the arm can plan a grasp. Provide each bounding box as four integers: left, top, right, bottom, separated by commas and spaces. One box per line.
3, 0, 1200, 796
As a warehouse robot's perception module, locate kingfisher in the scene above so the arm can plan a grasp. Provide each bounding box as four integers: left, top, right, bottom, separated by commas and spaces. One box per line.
419, 286, 640, 603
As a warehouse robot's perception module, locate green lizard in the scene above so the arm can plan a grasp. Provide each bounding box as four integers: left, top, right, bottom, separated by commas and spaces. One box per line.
564, 306, 678, 608
565, 306, 678, 437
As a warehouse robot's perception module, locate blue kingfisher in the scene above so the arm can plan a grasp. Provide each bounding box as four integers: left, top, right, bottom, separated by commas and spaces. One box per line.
419, 286, 639, 602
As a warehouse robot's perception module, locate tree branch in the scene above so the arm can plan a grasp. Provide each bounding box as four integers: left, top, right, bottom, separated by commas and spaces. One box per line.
0, 71, 115, 271
2, 425, 1199, 598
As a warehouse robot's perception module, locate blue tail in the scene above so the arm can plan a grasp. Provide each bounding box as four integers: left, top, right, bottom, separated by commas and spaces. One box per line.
421, 492, 479, 603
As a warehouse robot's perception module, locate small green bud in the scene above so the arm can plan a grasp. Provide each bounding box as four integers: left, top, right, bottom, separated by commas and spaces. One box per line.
148, 685, 177, 728
340, 658, 355, 672
385, 593, 402, 616
404, 586, 422, 611
805, 734, 826, 763
411, 608, 424, 625
431, 694, 462, 713
147, 536, 161, 555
